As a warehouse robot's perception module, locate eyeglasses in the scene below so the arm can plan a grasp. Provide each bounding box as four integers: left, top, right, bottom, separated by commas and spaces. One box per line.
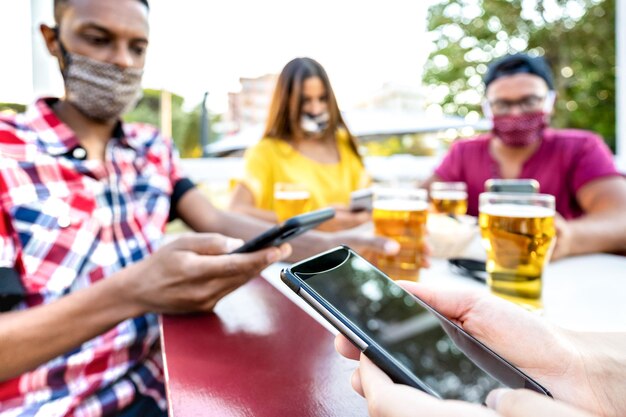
488, 94, 547, 115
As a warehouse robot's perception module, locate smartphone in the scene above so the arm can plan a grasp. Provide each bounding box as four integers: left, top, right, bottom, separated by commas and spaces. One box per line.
448, 258, 487, 283
281, 246, 551, 403
230, 207, 335, 254
484, 179, 540, 193
0, 267, 25, 312
349, 188, 373, 212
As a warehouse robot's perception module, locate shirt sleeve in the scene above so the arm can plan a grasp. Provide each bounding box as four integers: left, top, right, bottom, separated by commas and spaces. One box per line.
434, 140, 464, 181
570, 133, 621, 192
0, 207, 24, 311
164, 135, 196, 221
240, 142, 274, 210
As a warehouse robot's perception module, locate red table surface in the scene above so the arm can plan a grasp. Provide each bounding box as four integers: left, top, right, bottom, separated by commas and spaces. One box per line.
161, 277, 368, 417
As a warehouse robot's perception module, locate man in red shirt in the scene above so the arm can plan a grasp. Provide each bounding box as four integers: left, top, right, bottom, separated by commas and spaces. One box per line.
424, 53, 626, 260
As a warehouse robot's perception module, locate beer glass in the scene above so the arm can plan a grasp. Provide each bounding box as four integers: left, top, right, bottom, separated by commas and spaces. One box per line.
478, 193, 556, 310
274, 183, 312, 222
430, 182, 468, 215
373, 188, 428, 281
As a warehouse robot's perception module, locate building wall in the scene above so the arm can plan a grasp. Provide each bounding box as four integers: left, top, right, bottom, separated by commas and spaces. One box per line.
225, 74, 277, 131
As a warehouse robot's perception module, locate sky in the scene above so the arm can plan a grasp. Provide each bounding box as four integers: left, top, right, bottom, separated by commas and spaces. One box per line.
0, 0, 434, 112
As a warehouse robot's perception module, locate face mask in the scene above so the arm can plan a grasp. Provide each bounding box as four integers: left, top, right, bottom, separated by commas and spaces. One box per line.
300, 112, 329, 134
57, 37, 144, 121
491, 111, 548, 147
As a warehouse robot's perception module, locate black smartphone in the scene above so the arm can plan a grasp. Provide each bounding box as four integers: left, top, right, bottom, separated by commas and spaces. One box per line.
484, 179, 540, 193
448, 258, 487, 283
0, 267, 25, 312
349, 188, 373, 212
281, 246, 551, 403
230, 207, 335, 254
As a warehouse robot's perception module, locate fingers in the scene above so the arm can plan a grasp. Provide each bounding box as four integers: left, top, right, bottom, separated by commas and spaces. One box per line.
487, 389, 595, 417
349, 235, 401, 256
170, 233, 244, 256
334, 334, 361, 360
192, 243, 291, 278
351, 367, 364, 397
395, 281, 482, 321
351, 210, 371, 224
358, 355, 494, 417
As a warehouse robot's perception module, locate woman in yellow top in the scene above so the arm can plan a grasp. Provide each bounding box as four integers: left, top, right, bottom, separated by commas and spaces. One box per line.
229, 57, 370, 231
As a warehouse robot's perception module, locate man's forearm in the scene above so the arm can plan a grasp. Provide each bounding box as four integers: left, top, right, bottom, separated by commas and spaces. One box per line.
568, 211, 626, 256
0, 266, 141, 381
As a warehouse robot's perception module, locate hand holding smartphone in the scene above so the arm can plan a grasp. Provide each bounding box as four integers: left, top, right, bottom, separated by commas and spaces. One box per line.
281, 246, 550, 402
230, 207, 335, 254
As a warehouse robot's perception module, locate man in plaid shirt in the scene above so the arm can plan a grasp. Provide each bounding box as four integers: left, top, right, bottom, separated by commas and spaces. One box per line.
0, 1, 400, 415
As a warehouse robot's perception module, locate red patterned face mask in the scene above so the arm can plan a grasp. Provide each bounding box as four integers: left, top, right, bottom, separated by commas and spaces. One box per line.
492, 111, 548, 147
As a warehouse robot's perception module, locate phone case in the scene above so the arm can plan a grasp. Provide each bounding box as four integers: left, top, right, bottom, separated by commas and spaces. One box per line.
231, 207, 335, 253
281, 267, 436, 394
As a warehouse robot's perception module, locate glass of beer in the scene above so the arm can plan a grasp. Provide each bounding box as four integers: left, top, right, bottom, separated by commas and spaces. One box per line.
430, 181, 468, 216
373, 188, 428, 281
273, 183, 312, 222
478, 192, 556, 310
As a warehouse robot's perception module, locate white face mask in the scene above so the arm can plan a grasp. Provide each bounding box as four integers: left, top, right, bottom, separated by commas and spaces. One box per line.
62, 52, 144, 121
300, 112, 329, 134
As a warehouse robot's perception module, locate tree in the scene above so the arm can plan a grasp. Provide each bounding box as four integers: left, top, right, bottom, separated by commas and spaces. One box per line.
0, 103, 26, 114
124, 89, 220, 158
424, 0, 616, 150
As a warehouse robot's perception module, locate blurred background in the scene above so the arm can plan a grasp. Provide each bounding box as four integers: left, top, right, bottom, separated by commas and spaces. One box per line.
0, 0, 623, 206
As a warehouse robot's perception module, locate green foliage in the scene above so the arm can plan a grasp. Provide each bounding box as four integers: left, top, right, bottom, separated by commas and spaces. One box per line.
0, 102, 27, 113
124, 89, 220, 158
424, 0, 616, 150
361, 134, 440, 156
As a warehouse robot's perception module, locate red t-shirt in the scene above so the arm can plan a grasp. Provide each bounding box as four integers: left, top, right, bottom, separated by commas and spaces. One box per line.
434, 128, 621, 219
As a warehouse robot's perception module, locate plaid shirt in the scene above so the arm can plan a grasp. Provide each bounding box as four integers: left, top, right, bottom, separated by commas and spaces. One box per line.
0, 99, 185, 416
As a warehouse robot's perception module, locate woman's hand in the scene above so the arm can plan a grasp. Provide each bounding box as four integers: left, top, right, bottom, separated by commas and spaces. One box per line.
316, 206, 371, 232
345, 353, 595, 417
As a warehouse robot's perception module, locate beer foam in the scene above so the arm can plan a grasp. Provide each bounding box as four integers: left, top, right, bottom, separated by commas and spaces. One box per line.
373, 199, 428, 212
480, 203, 554, 218
275, 190, 310, 200
430, 191, 468, 200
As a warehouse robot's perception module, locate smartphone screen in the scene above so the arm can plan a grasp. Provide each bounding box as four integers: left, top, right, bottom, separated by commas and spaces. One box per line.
285, 247, 549, 403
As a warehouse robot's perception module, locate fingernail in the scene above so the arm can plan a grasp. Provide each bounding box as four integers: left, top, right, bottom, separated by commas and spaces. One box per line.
384, 240, 401, 254
486, 388, 510, 409
267, 248, 281, 263
281, 243, 292, 258
226, 238, 244, 252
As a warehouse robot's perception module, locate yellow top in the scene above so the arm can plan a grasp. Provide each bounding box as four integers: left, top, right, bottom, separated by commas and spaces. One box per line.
241, 130, 370, 211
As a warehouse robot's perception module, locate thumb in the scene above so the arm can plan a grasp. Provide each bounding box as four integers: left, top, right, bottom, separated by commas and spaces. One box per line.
487, 389, 595, 417
170, 233, 244, 256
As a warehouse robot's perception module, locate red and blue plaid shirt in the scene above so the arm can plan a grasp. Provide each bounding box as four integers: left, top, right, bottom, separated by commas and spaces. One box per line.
0, 99, 185, 416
